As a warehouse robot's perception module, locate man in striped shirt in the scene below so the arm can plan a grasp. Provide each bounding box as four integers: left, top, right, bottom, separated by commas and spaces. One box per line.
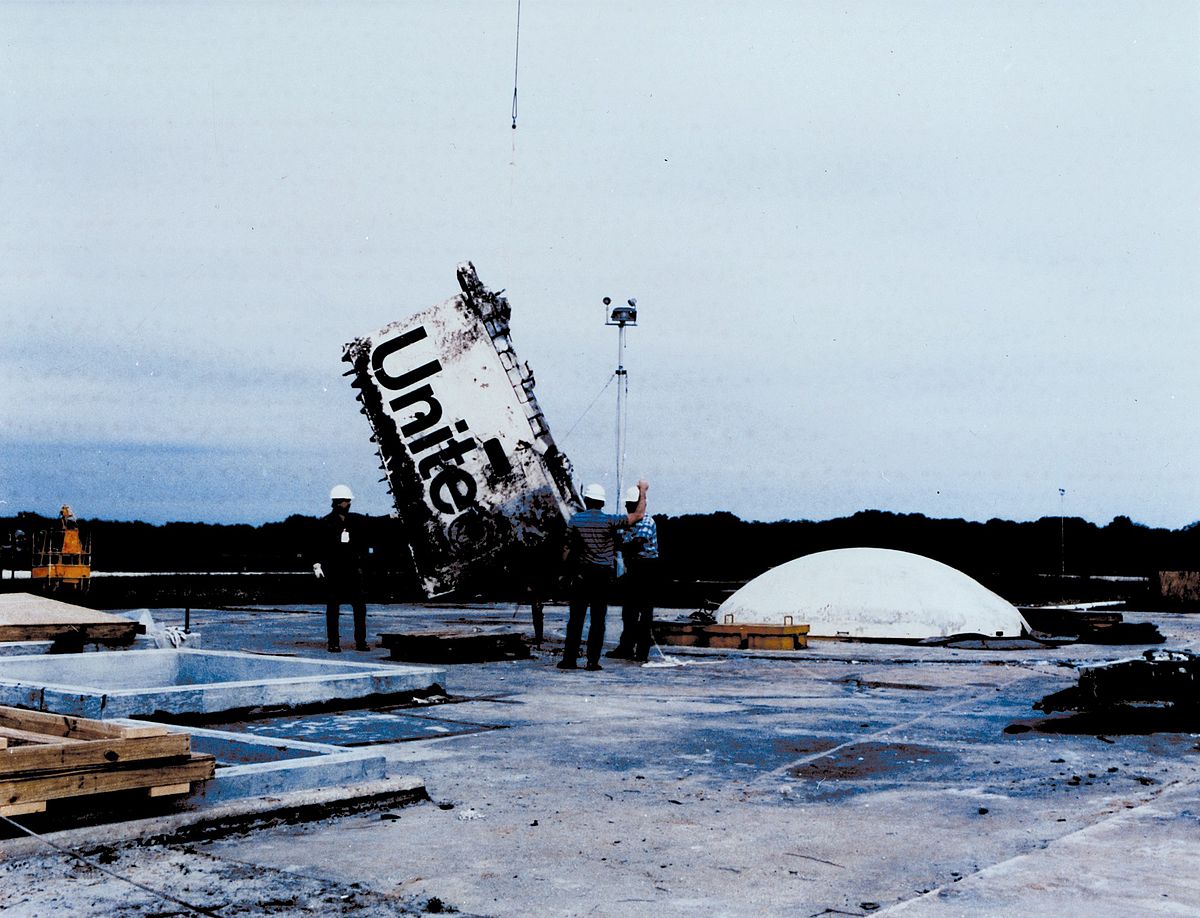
559, 479, 649, 671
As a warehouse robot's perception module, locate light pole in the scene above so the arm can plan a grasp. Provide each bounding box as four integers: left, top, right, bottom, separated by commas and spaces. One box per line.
604, 296, 638, 502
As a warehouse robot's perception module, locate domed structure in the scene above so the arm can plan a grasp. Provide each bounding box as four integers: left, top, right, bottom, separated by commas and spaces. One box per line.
716, 548, 1028, 641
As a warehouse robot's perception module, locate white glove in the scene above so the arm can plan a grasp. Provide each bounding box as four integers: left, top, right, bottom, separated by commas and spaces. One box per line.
312, 563, 325, 579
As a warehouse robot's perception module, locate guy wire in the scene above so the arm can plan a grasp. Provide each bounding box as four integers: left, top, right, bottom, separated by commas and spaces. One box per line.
560, 372, 617, 444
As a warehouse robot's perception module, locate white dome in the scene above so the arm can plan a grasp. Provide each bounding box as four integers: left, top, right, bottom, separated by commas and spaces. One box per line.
716, 547, 1028, 640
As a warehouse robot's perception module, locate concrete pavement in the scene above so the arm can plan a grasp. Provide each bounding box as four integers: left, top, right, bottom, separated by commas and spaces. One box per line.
1, 602, 1197, 916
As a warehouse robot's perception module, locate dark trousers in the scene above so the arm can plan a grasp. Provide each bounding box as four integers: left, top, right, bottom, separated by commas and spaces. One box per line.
325, 568, 367, 649
564, 566, 613, 666
622, 560, 659, 661
523, 572, 550, 644
612, 603, 638, 655
531, 597, 545, 644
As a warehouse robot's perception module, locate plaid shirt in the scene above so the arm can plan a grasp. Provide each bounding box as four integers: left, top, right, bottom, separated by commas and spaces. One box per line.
620, 516, 659, 561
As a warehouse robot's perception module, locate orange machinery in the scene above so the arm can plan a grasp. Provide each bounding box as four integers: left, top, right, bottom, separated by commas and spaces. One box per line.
31, 506, 92, 592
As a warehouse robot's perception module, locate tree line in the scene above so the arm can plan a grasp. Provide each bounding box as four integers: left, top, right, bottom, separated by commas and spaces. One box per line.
3, 509, 1197, 598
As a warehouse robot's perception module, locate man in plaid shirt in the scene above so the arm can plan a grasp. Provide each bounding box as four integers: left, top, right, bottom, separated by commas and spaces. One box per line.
609, 486, 661, 662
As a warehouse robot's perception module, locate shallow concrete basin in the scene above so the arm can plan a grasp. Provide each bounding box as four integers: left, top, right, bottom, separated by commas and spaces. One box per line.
0, 649, 446, 719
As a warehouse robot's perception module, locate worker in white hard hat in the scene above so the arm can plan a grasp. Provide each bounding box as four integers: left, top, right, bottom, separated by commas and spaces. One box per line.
312, 484, 371, 652
559, 479, 648, 671
608, 485, 661, 662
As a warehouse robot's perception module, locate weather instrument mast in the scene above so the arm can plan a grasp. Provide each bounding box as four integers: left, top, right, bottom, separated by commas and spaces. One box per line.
604, 296, 638, 501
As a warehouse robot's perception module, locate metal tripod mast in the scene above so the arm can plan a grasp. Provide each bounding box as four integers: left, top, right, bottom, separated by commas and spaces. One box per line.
604, 297, 638, 502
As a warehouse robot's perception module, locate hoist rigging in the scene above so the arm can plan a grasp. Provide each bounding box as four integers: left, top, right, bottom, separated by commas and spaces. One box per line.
511, 0, 522, 130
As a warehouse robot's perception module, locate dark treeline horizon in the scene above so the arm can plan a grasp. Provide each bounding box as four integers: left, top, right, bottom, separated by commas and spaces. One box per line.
3, 510, 1198, 596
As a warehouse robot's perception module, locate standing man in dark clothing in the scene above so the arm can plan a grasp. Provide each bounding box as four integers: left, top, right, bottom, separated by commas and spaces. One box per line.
559, 479, 648, 671
521, 535, 562, 646
502, 532, 561, 647
313, 484, 370, 653
610, 485, 661, 662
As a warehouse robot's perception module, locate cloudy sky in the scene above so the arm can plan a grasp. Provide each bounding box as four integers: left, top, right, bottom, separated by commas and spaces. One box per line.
2, 1, 1197, 528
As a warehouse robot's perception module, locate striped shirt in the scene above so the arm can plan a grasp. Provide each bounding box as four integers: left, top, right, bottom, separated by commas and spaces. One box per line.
567, 508, 627, 570
620, 516, 659, 561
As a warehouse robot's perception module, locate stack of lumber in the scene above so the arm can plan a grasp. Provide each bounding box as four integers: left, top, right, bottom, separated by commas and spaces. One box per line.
0, 706, 215, 817
0, 592, 141, 645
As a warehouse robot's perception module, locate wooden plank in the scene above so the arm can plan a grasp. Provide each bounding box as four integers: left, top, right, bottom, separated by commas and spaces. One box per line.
94, 723, 169, 739
0, 733, 191, 777
0, 623, 140, 643
705, 624, 810, 636
0, 726, 89, 747
0, 800, 46, 817
0, 707, 168, 741
0, 754, 216, 809
747, 634, 808, 650
707, 633, 745, 649
147, 782, 192, 798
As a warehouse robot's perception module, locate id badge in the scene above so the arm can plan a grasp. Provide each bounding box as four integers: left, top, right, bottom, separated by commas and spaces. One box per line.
341, 529, 350, 544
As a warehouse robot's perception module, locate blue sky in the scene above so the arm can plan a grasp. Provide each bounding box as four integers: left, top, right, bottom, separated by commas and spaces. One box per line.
2, 2, 1197, 527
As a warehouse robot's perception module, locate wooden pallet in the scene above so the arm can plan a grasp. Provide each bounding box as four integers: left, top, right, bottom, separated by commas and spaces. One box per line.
653, 621, 810, 650
380, 630, 531, 663
0, 706, 215, 817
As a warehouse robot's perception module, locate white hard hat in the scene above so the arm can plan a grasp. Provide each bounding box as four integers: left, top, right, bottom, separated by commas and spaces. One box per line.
582, 483, 606, 503
329, 484, 354, 501
624, 486, 641, 504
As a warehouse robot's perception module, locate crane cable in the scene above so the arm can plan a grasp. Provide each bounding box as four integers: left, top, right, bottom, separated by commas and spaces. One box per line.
507, 0, 522, 272
510, 0, 521, 131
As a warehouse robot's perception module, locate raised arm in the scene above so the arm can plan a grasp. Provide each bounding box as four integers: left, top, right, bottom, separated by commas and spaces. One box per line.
624, 479, 649, 526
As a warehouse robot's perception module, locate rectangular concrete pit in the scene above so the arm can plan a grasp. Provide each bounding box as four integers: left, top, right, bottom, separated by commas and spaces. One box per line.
110, 720, 410, 806
0, 649, 446, 719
